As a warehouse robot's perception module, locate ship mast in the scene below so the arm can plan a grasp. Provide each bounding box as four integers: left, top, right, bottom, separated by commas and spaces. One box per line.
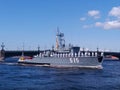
56, 27, 65, 51
56, 27, 59, 50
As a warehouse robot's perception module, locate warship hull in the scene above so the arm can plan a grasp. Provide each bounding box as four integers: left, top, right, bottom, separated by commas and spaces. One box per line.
18, 56, 103, 69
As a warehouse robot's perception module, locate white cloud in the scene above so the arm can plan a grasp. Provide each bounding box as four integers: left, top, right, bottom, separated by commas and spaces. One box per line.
95, 6, 120, 30
88, 10, 100, 19
81, 6, 120, 30
95, 22, 103, 27
83, 24, 93, 29
95, 20, 120, 30
80, 17, 86, 21
109, 6, 120, 18
83, 25, 89, 29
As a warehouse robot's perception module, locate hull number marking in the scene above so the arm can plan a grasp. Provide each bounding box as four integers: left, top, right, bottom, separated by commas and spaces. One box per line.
70, 58, 79, 63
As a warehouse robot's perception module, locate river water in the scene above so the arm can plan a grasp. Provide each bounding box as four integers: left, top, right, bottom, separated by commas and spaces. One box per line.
0, 58, 120, 90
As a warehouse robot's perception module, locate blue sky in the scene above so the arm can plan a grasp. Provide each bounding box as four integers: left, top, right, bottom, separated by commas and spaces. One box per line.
0, 0, 120, 51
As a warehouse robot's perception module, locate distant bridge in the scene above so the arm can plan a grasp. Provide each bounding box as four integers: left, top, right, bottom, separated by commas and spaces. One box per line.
0, 50, 41, 60
0, 50, 120, 60
0, 43, 120, 60
4, 50, 40, 58
104, 52, 120, 59
0, 43, 42, 60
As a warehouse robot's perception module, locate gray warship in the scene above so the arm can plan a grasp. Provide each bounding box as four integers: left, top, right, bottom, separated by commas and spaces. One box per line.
18, 28, 103, 69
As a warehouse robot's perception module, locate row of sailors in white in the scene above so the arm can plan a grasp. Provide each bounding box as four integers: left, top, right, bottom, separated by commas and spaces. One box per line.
38, 52, 103, 57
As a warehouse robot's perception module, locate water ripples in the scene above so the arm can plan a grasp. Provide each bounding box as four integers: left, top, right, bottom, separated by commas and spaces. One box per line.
0, 59, 120, 90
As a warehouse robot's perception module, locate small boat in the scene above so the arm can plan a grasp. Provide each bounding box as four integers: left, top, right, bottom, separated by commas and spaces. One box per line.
104, 55, 119, 60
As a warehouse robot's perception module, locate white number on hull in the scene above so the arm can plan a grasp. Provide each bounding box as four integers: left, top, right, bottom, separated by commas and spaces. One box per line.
70, 58, 73, 63
69, 58, 79, 63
